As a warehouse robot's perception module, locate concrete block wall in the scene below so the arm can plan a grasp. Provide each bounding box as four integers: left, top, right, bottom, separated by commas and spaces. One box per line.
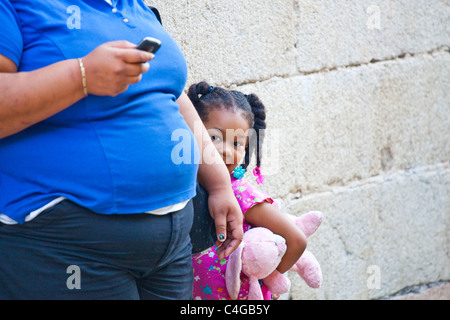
147, 0, 450, 299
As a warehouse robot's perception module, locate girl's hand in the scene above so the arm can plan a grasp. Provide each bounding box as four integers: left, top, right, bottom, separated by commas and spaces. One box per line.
245, 202, 307, 274
82, 41, 153, 97
207, 187, 243, 260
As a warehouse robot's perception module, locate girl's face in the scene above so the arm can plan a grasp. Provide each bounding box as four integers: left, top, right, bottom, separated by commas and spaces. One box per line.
203, 108, 250, 174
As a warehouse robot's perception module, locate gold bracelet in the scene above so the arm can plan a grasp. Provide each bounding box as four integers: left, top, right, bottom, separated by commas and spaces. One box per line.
77, 58, 88, 97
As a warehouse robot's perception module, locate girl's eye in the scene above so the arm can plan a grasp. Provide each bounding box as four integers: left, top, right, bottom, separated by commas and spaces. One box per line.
211, 135, 222, 143
234, 141, 244, 148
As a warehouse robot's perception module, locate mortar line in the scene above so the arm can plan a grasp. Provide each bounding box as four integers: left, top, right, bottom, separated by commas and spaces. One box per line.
232, 45, 449, 88
286, 161, 450, 202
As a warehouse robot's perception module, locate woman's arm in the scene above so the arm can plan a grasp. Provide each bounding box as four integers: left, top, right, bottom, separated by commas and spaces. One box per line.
177, 92, 243, 259
0, 41, 153, 139
244, 202, 307, 273
0, 56, 84, 138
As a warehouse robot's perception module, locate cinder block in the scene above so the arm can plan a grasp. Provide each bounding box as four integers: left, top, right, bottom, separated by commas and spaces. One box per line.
239, 51, 449, 198
286, 166, 450, 299
295, 0, 450, 72
149, 0, 298, 86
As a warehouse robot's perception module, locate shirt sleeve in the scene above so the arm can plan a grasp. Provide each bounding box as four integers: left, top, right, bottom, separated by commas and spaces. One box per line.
0, 0, 23, 67
231, 178, 274, 214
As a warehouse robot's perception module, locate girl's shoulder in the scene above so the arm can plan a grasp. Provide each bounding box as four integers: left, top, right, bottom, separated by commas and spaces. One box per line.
231, 178, 276, 214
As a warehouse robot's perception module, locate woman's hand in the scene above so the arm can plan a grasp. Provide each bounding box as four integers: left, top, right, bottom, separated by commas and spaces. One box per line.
0, 40, 153, 138
82, 40, 154, 97
177, 92, 244, 259
207, 186, 244, 260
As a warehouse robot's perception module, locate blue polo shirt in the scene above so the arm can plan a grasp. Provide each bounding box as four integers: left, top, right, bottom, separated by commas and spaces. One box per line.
0, 0, 199, 223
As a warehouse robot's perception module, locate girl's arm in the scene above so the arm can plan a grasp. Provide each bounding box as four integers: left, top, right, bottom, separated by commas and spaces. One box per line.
244, 202, 307, 273
177, 92, 243, 259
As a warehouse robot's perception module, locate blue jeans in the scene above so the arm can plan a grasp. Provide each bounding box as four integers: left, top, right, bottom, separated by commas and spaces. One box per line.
0, 200, 194, 300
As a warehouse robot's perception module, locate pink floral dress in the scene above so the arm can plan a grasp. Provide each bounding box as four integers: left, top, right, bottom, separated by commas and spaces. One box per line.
192, 176, 274, 300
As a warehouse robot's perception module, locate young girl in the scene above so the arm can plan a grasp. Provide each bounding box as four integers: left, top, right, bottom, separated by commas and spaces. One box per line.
188, 82, 307, 300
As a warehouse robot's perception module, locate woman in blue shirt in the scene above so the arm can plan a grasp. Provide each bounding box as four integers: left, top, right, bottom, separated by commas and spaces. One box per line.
0, 0, 242, 299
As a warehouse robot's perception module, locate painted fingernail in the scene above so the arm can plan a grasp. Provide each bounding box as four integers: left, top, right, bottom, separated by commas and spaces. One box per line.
218, 234, 225, 241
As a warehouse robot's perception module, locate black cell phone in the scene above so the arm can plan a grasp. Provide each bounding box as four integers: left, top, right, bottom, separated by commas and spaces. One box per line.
136, 37, 161, 54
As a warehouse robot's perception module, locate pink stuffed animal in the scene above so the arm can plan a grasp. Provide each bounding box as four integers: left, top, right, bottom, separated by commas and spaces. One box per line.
225, 227, 288, 300
225, 211, 323, 300
287, 210, 323, 288
263, 211, 323, 294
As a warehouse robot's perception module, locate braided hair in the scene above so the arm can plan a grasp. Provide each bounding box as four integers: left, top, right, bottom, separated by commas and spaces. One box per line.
187, 81, 267, 170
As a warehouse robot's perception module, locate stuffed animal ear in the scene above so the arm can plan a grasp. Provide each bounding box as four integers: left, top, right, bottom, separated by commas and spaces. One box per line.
295, 211, 323, 238
291, 249, 323, 288
262, 270, 291, 295
248, 275, 264, 300
226, 242, 244, 300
